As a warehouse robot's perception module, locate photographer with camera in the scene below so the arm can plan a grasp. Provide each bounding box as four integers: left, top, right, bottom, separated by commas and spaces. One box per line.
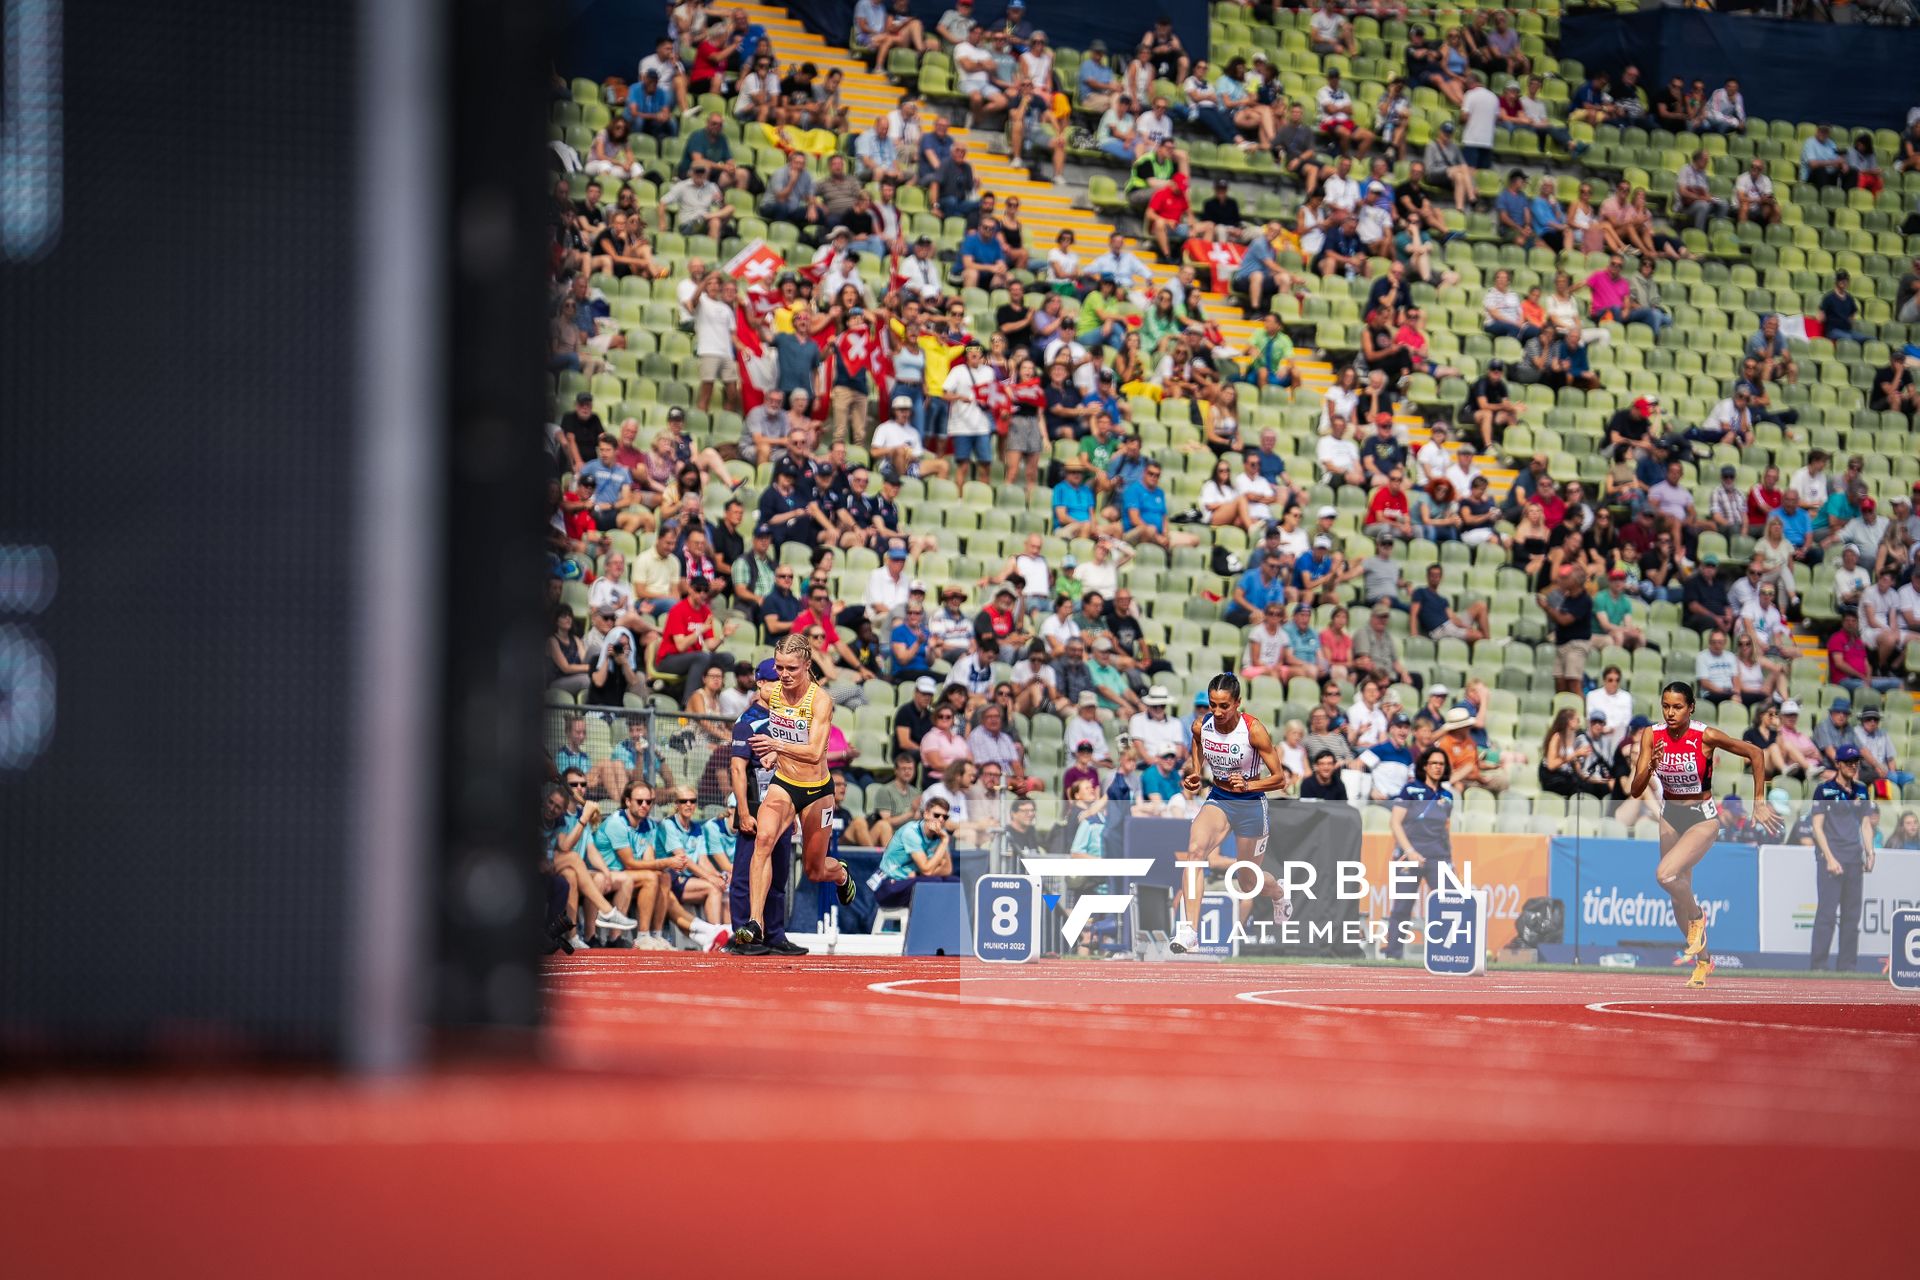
867, 797, 959, 909
587, 623, 644, 707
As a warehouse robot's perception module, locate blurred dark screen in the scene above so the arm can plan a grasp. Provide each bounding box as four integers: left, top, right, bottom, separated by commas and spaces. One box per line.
0, 0, 357, 1052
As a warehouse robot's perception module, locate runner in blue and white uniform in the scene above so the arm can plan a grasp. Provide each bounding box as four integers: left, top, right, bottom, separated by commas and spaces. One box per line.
1171, 673, 1294, 954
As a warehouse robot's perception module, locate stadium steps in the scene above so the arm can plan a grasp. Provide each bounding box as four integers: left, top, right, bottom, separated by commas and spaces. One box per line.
742, 5, 1263, 339
745, 5, 1515, 497
743, 6, 1150, 247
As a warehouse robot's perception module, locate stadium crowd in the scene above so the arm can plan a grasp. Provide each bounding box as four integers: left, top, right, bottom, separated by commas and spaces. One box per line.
538, 1, 1920, 947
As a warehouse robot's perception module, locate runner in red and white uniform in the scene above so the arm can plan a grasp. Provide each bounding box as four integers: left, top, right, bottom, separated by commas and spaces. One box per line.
1626, 680, 1776, 987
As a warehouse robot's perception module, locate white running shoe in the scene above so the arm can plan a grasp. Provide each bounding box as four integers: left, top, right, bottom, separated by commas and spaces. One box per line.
687, 919, 720, 949
597, 908, 637, 931
569, 933, 591, 950
1170, 920, 1198, 954
639, 933, 672, 951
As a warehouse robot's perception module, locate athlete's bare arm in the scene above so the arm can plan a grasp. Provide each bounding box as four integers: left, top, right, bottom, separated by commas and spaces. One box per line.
1701, 724, 1778, 830
1627, 726, 1662, 799
729, 755, 756, 835
1181, 711, 1208, 793
1238, 716, 1294, 794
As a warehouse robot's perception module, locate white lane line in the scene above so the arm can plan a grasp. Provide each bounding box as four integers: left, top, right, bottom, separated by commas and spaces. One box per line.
866, 976, 1056, 1008
1584, 1001, 1920, 1040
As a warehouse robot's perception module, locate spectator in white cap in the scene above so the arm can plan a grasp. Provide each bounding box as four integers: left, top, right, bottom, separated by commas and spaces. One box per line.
870, 394, 949, 481
1063, 691, 1112, 759
1584, 664, 1634, 758
1128, 684, 1191, 761
863, 541, 915, 619
1774, 700, 1823, 779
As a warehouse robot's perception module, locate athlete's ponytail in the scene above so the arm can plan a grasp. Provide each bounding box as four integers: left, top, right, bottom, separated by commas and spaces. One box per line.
1206, 672, 1242, 705
1660, 680, 1696, 708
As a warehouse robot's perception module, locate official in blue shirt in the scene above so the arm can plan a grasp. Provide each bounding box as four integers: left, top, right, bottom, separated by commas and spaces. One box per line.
1383, 747, 1456, 959
1808, 744, 1877, 971
724, 660, 800, 954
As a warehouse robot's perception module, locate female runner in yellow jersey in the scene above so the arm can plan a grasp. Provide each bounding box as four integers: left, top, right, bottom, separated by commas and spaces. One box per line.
732, 634, 854, 949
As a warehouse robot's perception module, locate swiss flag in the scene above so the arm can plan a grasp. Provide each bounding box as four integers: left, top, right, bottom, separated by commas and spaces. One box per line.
725, 239, 786, 288
1186, 238, 1246, 291
835, 327, 872, 378
734, 304, 775, 414
1774, 313, 1824, 341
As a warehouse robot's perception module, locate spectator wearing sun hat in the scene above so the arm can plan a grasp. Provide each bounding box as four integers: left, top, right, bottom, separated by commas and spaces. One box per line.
1128, 685, 1191, 761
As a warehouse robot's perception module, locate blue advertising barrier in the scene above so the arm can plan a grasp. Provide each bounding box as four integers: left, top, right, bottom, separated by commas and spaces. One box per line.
788, 846, 990, 934
1559, 10, 1920, 131
903, 878, 971, 955
1549, 837, 1760, 959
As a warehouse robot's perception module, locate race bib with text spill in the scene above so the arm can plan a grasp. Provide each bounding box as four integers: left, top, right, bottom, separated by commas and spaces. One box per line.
766, 709, 808, 744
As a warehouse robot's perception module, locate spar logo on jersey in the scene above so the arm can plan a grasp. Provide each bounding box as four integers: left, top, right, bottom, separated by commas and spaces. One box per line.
1018, 858, 1155, 946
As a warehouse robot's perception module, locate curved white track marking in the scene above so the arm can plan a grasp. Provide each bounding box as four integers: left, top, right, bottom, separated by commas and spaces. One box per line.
1585, 1001, 1920, 1039
1236, 988, 1623, 1033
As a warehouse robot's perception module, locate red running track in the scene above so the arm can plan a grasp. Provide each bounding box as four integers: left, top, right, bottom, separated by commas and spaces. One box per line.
3, 955, 1918, 1277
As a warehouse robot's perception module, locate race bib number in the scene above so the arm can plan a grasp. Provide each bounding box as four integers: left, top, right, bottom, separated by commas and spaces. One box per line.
1658, 756, 1702, 793
767, 709, 807, 744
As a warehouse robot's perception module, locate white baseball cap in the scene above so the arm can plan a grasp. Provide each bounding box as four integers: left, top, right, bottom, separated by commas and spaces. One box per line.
1317, 505, 1338, 520
1779, 699, 1800, 715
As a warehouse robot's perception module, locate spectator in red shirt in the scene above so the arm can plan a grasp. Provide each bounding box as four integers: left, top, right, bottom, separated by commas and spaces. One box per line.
656, 575, 740, 701
1746, 464, 1783, 534
1828, 610, 1868, 686
1363, 467, 1414, 541
1535, 477, 1567, 528
790, 580, 842, 649
1618, 505, 1657, 557
974, 586, 1021, 657
1144, 170, 1190, 261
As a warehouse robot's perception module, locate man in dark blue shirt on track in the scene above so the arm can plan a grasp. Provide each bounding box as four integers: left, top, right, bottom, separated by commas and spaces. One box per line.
1383, 747, 1456, 959
1808, 744, 1877, 971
